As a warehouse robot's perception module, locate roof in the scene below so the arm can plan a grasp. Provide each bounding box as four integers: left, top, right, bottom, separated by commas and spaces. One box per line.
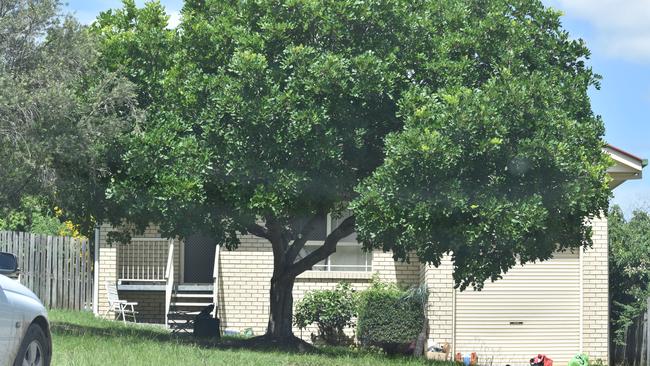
605, 144, 645, 189
606, 144, 647, 167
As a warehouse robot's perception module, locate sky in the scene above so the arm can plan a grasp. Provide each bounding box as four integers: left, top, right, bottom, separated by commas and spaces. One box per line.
65, 0, 650, 217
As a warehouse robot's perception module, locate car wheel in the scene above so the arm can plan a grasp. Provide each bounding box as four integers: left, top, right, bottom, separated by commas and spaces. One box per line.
13, 323, 51, 366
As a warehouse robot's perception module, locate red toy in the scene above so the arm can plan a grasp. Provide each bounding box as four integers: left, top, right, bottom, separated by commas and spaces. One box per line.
530, 354, 553, 366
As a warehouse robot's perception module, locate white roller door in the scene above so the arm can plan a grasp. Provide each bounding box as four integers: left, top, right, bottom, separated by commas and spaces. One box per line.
455, 252, 581, 366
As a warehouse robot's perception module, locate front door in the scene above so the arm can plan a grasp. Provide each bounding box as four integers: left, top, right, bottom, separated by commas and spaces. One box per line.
183, 234, 217, 283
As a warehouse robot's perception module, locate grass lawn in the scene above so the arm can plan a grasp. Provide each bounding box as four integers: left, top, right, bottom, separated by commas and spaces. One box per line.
50, 310, 454, 366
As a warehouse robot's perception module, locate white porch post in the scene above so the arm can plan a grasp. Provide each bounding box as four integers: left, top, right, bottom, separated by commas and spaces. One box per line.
212, 244, 220, 318
164, 239, 175, 328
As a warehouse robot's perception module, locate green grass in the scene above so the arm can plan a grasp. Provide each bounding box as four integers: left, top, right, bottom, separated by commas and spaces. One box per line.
50, 310, 454, 366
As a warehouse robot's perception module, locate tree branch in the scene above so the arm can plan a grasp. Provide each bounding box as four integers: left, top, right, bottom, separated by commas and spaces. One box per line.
246, 223, 270, 240
284, 214, 320, 264
287, 215, 355, 277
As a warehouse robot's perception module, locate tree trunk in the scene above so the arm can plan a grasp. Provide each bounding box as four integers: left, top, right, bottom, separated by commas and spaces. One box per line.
266, 274, 296, 341
256, 214, 355, 345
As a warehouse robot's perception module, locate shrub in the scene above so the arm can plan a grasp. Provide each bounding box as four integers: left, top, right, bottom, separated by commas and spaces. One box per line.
357, 280, 426, 354
294, 282, 357, 345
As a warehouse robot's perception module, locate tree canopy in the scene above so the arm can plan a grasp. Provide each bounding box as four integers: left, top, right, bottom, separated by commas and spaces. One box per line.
0, 0, 140, 235
76, 0, 610, 340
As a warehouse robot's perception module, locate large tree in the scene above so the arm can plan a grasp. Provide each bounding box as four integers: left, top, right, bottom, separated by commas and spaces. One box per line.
87, 0, 610, 342
0, 0, 139, 234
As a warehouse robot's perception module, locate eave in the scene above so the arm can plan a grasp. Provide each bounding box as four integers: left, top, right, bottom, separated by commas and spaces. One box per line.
605, 144, 645, 189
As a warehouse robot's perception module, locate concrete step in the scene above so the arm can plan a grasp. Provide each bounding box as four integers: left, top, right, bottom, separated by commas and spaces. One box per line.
170, 302, 212, 307
173, 293, 213, 298
168, 311, 201, 317
175, 283, 213, 291
168, 318, 194, 323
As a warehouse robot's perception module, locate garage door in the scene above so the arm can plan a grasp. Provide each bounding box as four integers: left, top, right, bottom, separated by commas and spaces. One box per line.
455, 252, 580, 366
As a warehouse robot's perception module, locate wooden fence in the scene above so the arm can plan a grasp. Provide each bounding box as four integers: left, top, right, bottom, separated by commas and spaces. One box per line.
0, 231, 93, 311
612, 305, 649, 366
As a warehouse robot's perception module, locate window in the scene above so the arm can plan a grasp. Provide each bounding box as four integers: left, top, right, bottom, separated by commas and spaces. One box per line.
295, 211, 372, 272
307, 242, 372, 272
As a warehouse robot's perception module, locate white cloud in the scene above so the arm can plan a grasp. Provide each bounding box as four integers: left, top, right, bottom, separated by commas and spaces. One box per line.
547, 0, 650, 62
167, 11, 181, 29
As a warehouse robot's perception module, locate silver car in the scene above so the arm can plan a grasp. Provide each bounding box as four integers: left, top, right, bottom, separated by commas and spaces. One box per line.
0, 252, 51, 366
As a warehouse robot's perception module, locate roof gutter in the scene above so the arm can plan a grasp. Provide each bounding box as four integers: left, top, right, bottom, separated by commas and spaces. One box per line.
606, 144, 645, 164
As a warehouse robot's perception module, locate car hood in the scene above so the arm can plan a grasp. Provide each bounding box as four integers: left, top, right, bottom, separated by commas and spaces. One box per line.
0, 274, 40, 302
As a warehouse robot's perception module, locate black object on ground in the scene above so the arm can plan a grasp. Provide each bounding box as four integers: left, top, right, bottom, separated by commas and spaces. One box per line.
194, 304, 220, 338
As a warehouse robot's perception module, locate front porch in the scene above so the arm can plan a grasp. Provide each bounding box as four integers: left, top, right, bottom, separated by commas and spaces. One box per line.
96, 229, 221, 329
115, 234, 218, 287
95, 225, 421, 336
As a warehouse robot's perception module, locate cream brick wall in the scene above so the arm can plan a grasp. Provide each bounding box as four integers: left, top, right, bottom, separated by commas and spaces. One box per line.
216, 234, 272, 335
293, 273, 373, 341
216, 236, 420, 337
372, 251, 420, 286
118, 291, 165, 324
582, 215, 609, 363
97, 224, 118, 318
422, 256, 455, 348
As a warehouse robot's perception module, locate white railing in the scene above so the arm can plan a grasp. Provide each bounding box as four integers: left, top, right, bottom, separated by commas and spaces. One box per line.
164, 239, 175, 327
118, 238, 169, 282
212, 244, 220, 318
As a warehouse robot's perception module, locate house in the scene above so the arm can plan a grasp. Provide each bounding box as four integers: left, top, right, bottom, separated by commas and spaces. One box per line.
92, 144, 645, 365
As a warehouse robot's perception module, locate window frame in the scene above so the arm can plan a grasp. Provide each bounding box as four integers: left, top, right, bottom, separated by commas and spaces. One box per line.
301, 213, 371, 272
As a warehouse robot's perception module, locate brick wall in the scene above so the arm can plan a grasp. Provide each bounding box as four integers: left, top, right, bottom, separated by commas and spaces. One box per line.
372, 251, 420, 286
214, 236, 422, 337
422, 256, 455, 349
293, 274, 373, 341
97, 224, 118, 318
216, 234, 272, 335
217, 239, 406, 332
582, 215, 609, 363
118, 291, 165, 324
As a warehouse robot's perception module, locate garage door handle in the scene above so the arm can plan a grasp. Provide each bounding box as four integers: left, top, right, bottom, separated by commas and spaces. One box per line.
509, 321, 523, 325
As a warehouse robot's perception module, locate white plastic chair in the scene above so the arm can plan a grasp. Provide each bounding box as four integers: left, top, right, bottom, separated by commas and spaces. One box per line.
103, 281, 138, 324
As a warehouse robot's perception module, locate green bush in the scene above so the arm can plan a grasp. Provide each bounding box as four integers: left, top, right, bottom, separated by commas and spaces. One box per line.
357, 280, 426, 354
294, 282, 357, 345
0, 196, 66, 235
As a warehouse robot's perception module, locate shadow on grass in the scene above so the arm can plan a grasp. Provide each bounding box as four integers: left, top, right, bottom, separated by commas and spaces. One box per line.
51, 321, 320, 354
51, 321, 174, 343
51, 320, 452, 364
